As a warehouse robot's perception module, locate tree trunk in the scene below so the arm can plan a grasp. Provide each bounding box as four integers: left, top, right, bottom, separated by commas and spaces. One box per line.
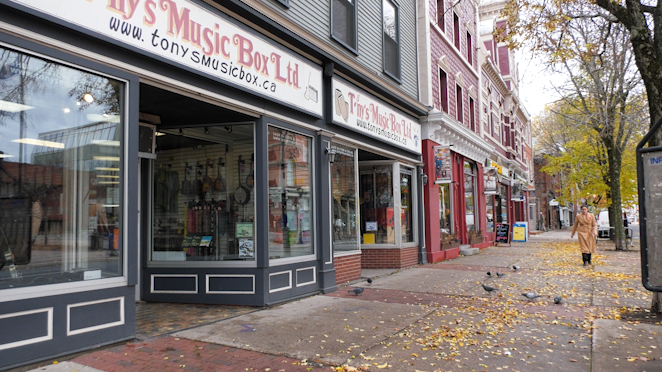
606, 146, 626, 251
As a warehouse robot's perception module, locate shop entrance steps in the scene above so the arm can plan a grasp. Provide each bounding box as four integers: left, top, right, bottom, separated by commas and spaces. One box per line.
459, 245, 479, 256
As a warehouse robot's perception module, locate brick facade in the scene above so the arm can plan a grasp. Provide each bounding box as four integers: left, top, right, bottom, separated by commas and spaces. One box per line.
429, 0, 480, 134
334, 254, 362, 285
360, 247, 419, 269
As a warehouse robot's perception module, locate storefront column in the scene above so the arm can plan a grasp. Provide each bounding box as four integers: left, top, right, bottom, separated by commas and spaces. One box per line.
255, 117, 270, 304
422, 140, 443, 262
317, 131, 337, 293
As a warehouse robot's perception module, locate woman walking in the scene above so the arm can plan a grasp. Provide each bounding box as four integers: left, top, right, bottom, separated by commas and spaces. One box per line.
570, 205, 598, 266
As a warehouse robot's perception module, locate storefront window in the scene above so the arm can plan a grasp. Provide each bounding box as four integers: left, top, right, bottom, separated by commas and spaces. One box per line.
485, 195, 494, 232
464, 162, 476, 233
359, 165, 395, 244
500, 184, 508, 224
332, 144, 358, 252
439, 183, 452, 236
151, 124, 255, 262
267, 126, 314, 258
0, 46, 124, 289
400, 167, 413, 243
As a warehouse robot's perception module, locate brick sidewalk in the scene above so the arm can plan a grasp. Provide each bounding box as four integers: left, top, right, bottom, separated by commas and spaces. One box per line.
68, 336, 328, 372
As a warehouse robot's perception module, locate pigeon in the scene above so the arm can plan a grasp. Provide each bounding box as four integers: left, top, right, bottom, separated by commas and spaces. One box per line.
487, 271, 493, 276
496, 272, 505, 277
521, 292, 541, 300
513, 265, 520, 271
482, 284, 498, 292
367, 278, 373, 284
553, 296, 563, 304
348, 287, 364, 295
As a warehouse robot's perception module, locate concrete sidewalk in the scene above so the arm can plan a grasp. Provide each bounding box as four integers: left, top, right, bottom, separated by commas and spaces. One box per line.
24, 231, 661, 372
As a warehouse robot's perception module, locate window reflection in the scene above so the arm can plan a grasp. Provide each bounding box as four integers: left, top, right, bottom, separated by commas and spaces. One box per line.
0, 46, 123, 289
332, 144, 358, 252
267, 127, 314, 258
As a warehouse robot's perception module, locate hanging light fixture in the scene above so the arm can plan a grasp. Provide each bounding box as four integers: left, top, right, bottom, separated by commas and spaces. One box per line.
325, 146, 337, 164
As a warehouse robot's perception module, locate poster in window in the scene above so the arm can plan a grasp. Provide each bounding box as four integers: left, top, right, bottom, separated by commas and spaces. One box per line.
239, 239, 254, 258
484, 167, 498, 195
433, 146, 452, 184
236, 222, 254, 238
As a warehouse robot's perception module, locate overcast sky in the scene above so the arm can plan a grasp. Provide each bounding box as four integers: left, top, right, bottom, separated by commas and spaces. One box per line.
516, 49, 566, 118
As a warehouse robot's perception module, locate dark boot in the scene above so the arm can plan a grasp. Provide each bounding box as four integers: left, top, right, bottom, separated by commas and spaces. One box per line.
587, 254, 592, 265
582, 253, 588, 266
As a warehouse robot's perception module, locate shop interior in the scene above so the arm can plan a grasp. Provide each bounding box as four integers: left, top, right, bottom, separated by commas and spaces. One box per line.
139, 84, 259, 262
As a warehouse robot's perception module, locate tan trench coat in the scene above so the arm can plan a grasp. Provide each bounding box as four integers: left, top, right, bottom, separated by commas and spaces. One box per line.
571, 213, 597, 254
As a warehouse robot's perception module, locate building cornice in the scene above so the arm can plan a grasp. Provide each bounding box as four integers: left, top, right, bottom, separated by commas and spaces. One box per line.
481, 59, 509, 97
423, 110, 494, 164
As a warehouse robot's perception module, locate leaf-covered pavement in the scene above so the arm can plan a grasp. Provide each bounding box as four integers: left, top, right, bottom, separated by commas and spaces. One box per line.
333, 240, 661, 371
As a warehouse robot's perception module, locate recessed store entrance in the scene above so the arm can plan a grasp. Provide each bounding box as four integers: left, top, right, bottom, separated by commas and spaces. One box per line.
138, 84, 258, 302
350, 149, 418, 269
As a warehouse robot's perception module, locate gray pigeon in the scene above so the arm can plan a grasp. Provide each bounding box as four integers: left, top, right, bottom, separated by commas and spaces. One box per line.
482, 284, 498, 292
521, 292, 541, 300
513, 265, 520, 271
487, 271, 493, 276
553, 296, 563, 304
367, 278, 373, 284
496, 272, 505, 277
348, 287, 364, 295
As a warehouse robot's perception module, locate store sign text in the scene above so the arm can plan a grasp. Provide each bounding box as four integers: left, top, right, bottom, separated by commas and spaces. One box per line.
9, 0, 323, 116
332, 78, 421, 154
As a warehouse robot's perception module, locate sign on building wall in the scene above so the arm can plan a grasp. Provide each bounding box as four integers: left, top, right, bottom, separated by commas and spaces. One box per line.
484, 167, 498, 194
433, 146, 452, 183
331, 78, 422, 154
642, 151, 662, 290
9, 0, 324, 117
487, 160, 504, 175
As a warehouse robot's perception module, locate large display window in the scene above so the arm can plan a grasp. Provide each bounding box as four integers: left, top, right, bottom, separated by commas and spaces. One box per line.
439, 183, 453, 236
360, 164, 395, 244
498, 184, 508, 224
464, 161, 476, 233
332, 144, 359, 252
267, 126, 314, 259
0, 45, 124, 289
359, 162, 416, 246
485, 195, 495, 232
150, 124, 255, 262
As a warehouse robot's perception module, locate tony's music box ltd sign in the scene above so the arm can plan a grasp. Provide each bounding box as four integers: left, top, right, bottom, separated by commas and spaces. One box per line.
10, 0, 324, 116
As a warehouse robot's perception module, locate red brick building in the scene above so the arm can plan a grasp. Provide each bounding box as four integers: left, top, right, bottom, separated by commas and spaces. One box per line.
419, 0, 494, 263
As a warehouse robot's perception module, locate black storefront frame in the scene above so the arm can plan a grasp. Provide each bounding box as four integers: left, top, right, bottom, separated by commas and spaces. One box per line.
0, 0, 427, 366
0, 29, 139, 371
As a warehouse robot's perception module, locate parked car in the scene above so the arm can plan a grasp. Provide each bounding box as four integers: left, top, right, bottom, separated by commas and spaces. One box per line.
597, 210, 611, 238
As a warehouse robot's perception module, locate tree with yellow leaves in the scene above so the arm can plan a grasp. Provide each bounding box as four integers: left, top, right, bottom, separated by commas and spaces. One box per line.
503, 2, 656, 311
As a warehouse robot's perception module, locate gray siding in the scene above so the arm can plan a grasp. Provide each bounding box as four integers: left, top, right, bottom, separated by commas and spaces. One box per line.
253, 0, 419, 101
